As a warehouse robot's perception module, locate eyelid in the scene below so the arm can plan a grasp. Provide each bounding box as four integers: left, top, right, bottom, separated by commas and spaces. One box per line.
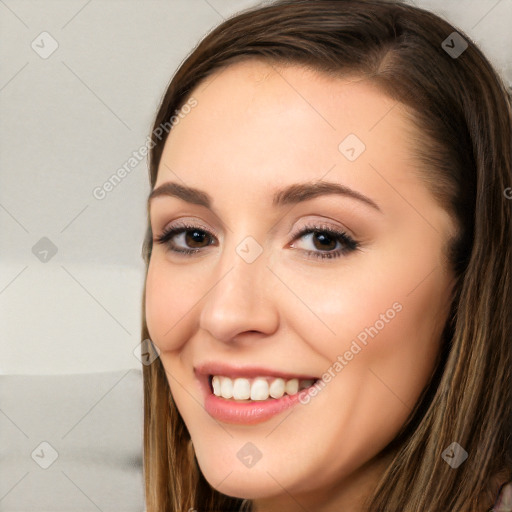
157, 217, 353, 242
157, 217, 220, 240
156, 215, 359, 244
289, 219, 356, 241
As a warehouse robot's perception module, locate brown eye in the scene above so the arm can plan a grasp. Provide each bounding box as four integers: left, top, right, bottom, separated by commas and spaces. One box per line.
311, 232, 337, 251
184, 229, 210, 248
154, 222, 359, 260
289, 224, 358, 260
154, 224, 216, 255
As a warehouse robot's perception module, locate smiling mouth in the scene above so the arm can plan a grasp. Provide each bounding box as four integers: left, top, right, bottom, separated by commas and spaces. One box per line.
208, 375, 320, 402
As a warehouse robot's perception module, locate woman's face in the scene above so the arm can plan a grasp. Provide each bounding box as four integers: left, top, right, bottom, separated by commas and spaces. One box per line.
145, 60, 457, 508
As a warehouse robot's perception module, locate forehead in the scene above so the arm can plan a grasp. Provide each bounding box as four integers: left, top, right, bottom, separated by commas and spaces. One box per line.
173, 59, 408, 140
155, 59, 421, 209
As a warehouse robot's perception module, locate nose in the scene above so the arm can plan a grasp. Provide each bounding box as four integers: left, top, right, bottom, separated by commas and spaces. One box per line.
198, 241, 279, 344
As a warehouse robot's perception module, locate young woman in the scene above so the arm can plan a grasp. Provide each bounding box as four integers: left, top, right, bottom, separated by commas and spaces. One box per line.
140, 0, 512, 510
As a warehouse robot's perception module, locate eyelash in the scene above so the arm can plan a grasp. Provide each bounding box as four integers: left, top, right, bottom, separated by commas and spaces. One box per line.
154, 221, 359, 260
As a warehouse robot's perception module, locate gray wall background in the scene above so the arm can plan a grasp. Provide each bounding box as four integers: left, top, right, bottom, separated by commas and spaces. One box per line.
1, 0, 510, 375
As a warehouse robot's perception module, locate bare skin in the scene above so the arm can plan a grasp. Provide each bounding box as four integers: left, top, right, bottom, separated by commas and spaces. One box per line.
145, 60, 457, 511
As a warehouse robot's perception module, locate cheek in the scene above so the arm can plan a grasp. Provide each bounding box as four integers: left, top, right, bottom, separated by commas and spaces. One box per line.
273, 256, 406, 362
277, 250, 449, 400
145, 256, 198, 352
361, 270, 451, 409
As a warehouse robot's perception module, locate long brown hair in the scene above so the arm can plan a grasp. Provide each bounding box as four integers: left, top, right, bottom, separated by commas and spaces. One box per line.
140, 1, 512, 510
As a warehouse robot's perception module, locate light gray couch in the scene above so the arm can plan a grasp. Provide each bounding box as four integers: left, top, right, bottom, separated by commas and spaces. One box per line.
0, 369, 145, 511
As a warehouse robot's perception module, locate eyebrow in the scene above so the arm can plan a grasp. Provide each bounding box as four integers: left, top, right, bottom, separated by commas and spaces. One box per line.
147, 180, 382, 213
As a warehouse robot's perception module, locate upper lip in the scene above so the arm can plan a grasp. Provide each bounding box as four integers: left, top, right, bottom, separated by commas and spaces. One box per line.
194, 361, 319, 380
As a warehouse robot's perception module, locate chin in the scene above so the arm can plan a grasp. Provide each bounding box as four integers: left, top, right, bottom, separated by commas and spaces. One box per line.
202, 471, 283, 501
194, 447, 320, 502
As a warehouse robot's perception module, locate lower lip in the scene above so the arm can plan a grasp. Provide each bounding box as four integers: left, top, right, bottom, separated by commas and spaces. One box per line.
201, 378, 313, 425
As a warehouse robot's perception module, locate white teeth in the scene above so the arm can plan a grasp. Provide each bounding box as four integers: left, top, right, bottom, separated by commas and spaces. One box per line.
269, 378, 285, 399
220, 376, 233, 399
211, 375, 316, 401
233, 378, 251, 400
285, 378, 299, 395
212, 376, 221, 396
250, 378, 269, 401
